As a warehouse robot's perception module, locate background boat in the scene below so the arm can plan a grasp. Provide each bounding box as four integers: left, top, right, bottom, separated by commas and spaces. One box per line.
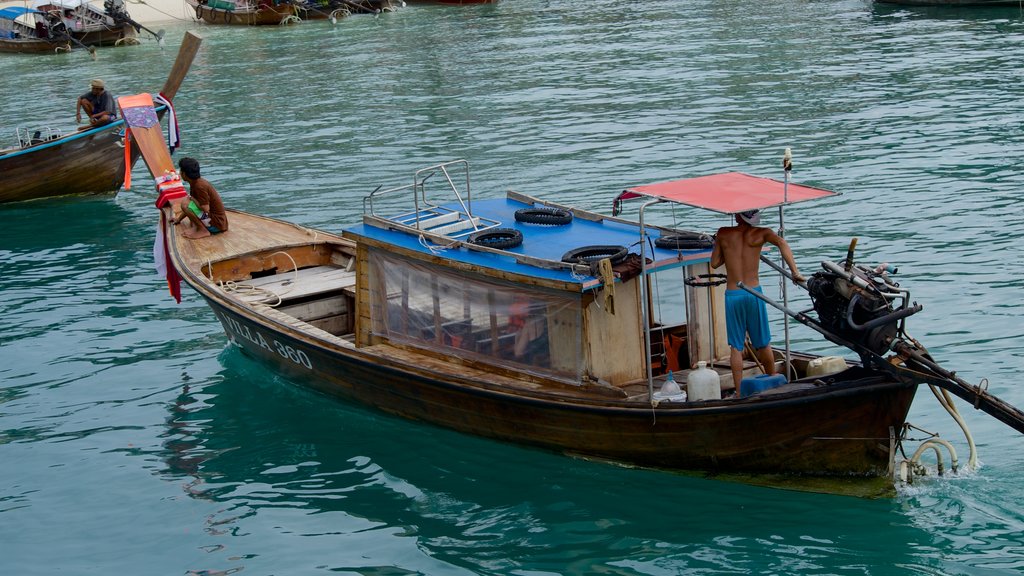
183, 0, 396, 25
0, 31, 199, 203
0, 6, 71, 52
184, 0, 300, 25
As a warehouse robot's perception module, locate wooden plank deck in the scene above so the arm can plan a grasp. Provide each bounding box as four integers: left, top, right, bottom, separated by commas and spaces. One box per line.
173, 209, 344, 272
236, 265, 356, 304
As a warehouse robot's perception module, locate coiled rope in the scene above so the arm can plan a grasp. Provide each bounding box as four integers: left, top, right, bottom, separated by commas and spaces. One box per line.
216, 250, 300, 308
418, 234, 457, 255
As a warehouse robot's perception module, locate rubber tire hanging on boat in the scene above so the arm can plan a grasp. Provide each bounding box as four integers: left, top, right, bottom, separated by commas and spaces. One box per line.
561, 245, 629, 265
467, 228, 524, 250
655, 231, 714, 250
684, 273, 727, 287
514, 207, 573, 225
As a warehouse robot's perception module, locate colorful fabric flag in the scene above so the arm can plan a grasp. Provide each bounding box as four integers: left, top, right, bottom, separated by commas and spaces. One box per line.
153, 92, 180, 153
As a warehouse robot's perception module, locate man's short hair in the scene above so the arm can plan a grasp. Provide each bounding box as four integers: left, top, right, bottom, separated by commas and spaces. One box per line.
179, 157, 201, 180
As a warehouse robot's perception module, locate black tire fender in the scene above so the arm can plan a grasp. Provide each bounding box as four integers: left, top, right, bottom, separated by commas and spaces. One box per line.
561, 245, 629, 265
514, 207, 573, 226
467, 228, 523, 250
654, 231, 714, 250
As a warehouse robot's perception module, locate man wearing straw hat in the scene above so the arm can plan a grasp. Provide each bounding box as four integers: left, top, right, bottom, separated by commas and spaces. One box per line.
76, 79, 117, 130
711, 209, 805, 390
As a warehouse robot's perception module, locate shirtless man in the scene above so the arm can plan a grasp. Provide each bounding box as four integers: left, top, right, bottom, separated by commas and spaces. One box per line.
710, 209, 804, 388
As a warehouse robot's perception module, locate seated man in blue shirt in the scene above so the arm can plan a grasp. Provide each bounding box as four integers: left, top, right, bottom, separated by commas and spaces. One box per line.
76, 79, 116, 130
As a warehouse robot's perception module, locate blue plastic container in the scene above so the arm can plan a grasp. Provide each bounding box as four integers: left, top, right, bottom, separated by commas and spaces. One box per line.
739, 374, 787, 398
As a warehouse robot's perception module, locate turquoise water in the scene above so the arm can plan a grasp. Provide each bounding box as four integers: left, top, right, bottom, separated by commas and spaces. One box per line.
3, 1, 1024, 573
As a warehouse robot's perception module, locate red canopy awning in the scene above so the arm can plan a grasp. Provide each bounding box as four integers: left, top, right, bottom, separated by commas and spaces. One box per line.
616, 172, 838, 215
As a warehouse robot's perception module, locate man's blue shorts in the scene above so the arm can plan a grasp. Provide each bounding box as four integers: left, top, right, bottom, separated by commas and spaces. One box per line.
725, 286, 771, 351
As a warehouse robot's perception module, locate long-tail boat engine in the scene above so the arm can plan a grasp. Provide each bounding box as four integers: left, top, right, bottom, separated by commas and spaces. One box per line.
805, 239, 922, 359
787, 238, 1024, 440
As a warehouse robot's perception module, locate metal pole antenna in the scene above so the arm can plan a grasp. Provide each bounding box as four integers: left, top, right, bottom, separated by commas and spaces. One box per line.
638, 199, 662, 403
781, 148, 793, 380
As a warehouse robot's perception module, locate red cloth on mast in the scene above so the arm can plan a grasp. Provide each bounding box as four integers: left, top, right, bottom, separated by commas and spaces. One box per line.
154, 178, 188, 304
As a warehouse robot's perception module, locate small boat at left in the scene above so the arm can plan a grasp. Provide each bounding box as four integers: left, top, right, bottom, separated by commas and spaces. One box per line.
0, 31, 201, 204
0, 0, 151, 54
0, 6, 72, 53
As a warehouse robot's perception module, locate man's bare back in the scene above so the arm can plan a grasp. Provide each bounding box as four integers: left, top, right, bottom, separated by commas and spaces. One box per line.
710, 216, 804, 289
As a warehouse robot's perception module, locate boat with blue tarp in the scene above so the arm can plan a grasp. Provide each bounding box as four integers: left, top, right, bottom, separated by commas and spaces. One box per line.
0, 0, 152, 54
132, 153, 1024, 496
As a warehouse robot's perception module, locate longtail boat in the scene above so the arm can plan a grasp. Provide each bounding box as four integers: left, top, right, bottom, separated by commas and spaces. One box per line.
0, 0, 165, 54
33, 0, 135, 48
183, 0, 396, 25
0, 31, 200, 204
125, 122, 1024, 495
0, 0, 145, 54
0, 6, 71, 53
184, 0, 300, 25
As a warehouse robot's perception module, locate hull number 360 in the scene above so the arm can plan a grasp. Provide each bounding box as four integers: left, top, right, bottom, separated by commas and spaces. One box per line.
214, 309, 314, 370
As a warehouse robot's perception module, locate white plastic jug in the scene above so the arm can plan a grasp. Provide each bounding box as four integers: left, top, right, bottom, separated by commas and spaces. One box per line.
807, 356, 847, 377
687, 361, 722, 401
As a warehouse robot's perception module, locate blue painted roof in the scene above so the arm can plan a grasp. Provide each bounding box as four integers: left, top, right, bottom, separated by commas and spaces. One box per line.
0, 7, 41, 19
344, 196, 712, 290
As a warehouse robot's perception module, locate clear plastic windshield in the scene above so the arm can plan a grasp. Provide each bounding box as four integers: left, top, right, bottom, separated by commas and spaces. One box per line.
368, 248, 583, 381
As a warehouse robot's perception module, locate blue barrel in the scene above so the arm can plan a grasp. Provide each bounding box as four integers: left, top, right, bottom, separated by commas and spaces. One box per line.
739, 374, 787, 398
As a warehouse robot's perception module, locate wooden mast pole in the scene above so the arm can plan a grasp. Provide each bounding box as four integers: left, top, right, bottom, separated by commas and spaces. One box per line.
160, 31, 203, 101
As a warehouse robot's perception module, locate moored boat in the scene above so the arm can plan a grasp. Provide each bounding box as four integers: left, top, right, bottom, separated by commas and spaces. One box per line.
183, 0, 396, 25
0, 5, 73, 53
0, 0, 165, 54
128, 144, 1024, 494
0, 31, 201, 204
184, 0, 302, 25
35, 0, 136, 47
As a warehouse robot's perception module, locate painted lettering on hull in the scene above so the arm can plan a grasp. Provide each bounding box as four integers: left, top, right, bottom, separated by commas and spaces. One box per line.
212, 308, 314, 370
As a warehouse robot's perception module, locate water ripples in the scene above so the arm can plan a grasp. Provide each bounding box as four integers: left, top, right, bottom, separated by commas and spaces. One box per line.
4, 1, 1024, 573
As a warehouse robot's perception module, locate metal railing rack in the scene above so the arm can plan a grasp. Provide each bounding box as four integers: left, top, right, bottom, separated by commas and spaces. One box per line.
362, 159, 501, 240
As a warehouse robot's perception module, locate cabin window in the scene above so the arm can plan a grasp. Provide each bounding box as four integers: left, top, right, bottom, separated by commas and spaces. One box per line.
367, 248, 583, 380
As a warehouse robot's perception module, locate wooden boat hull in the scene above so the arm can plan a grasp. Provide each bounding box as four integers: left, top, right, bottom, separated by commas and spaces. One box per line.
0, 37, 71, 53
72, 22, 135, 47
186, 0, 300, 25
0, 122, 131, 203
0, 26, 131, 53
208, 295, 915, 475
167, 210, 918, 482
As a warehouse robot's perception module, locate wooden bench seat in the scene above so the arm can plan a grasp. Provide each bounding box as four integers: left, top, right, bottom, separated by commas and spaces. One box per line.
235, 265, 356, 304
